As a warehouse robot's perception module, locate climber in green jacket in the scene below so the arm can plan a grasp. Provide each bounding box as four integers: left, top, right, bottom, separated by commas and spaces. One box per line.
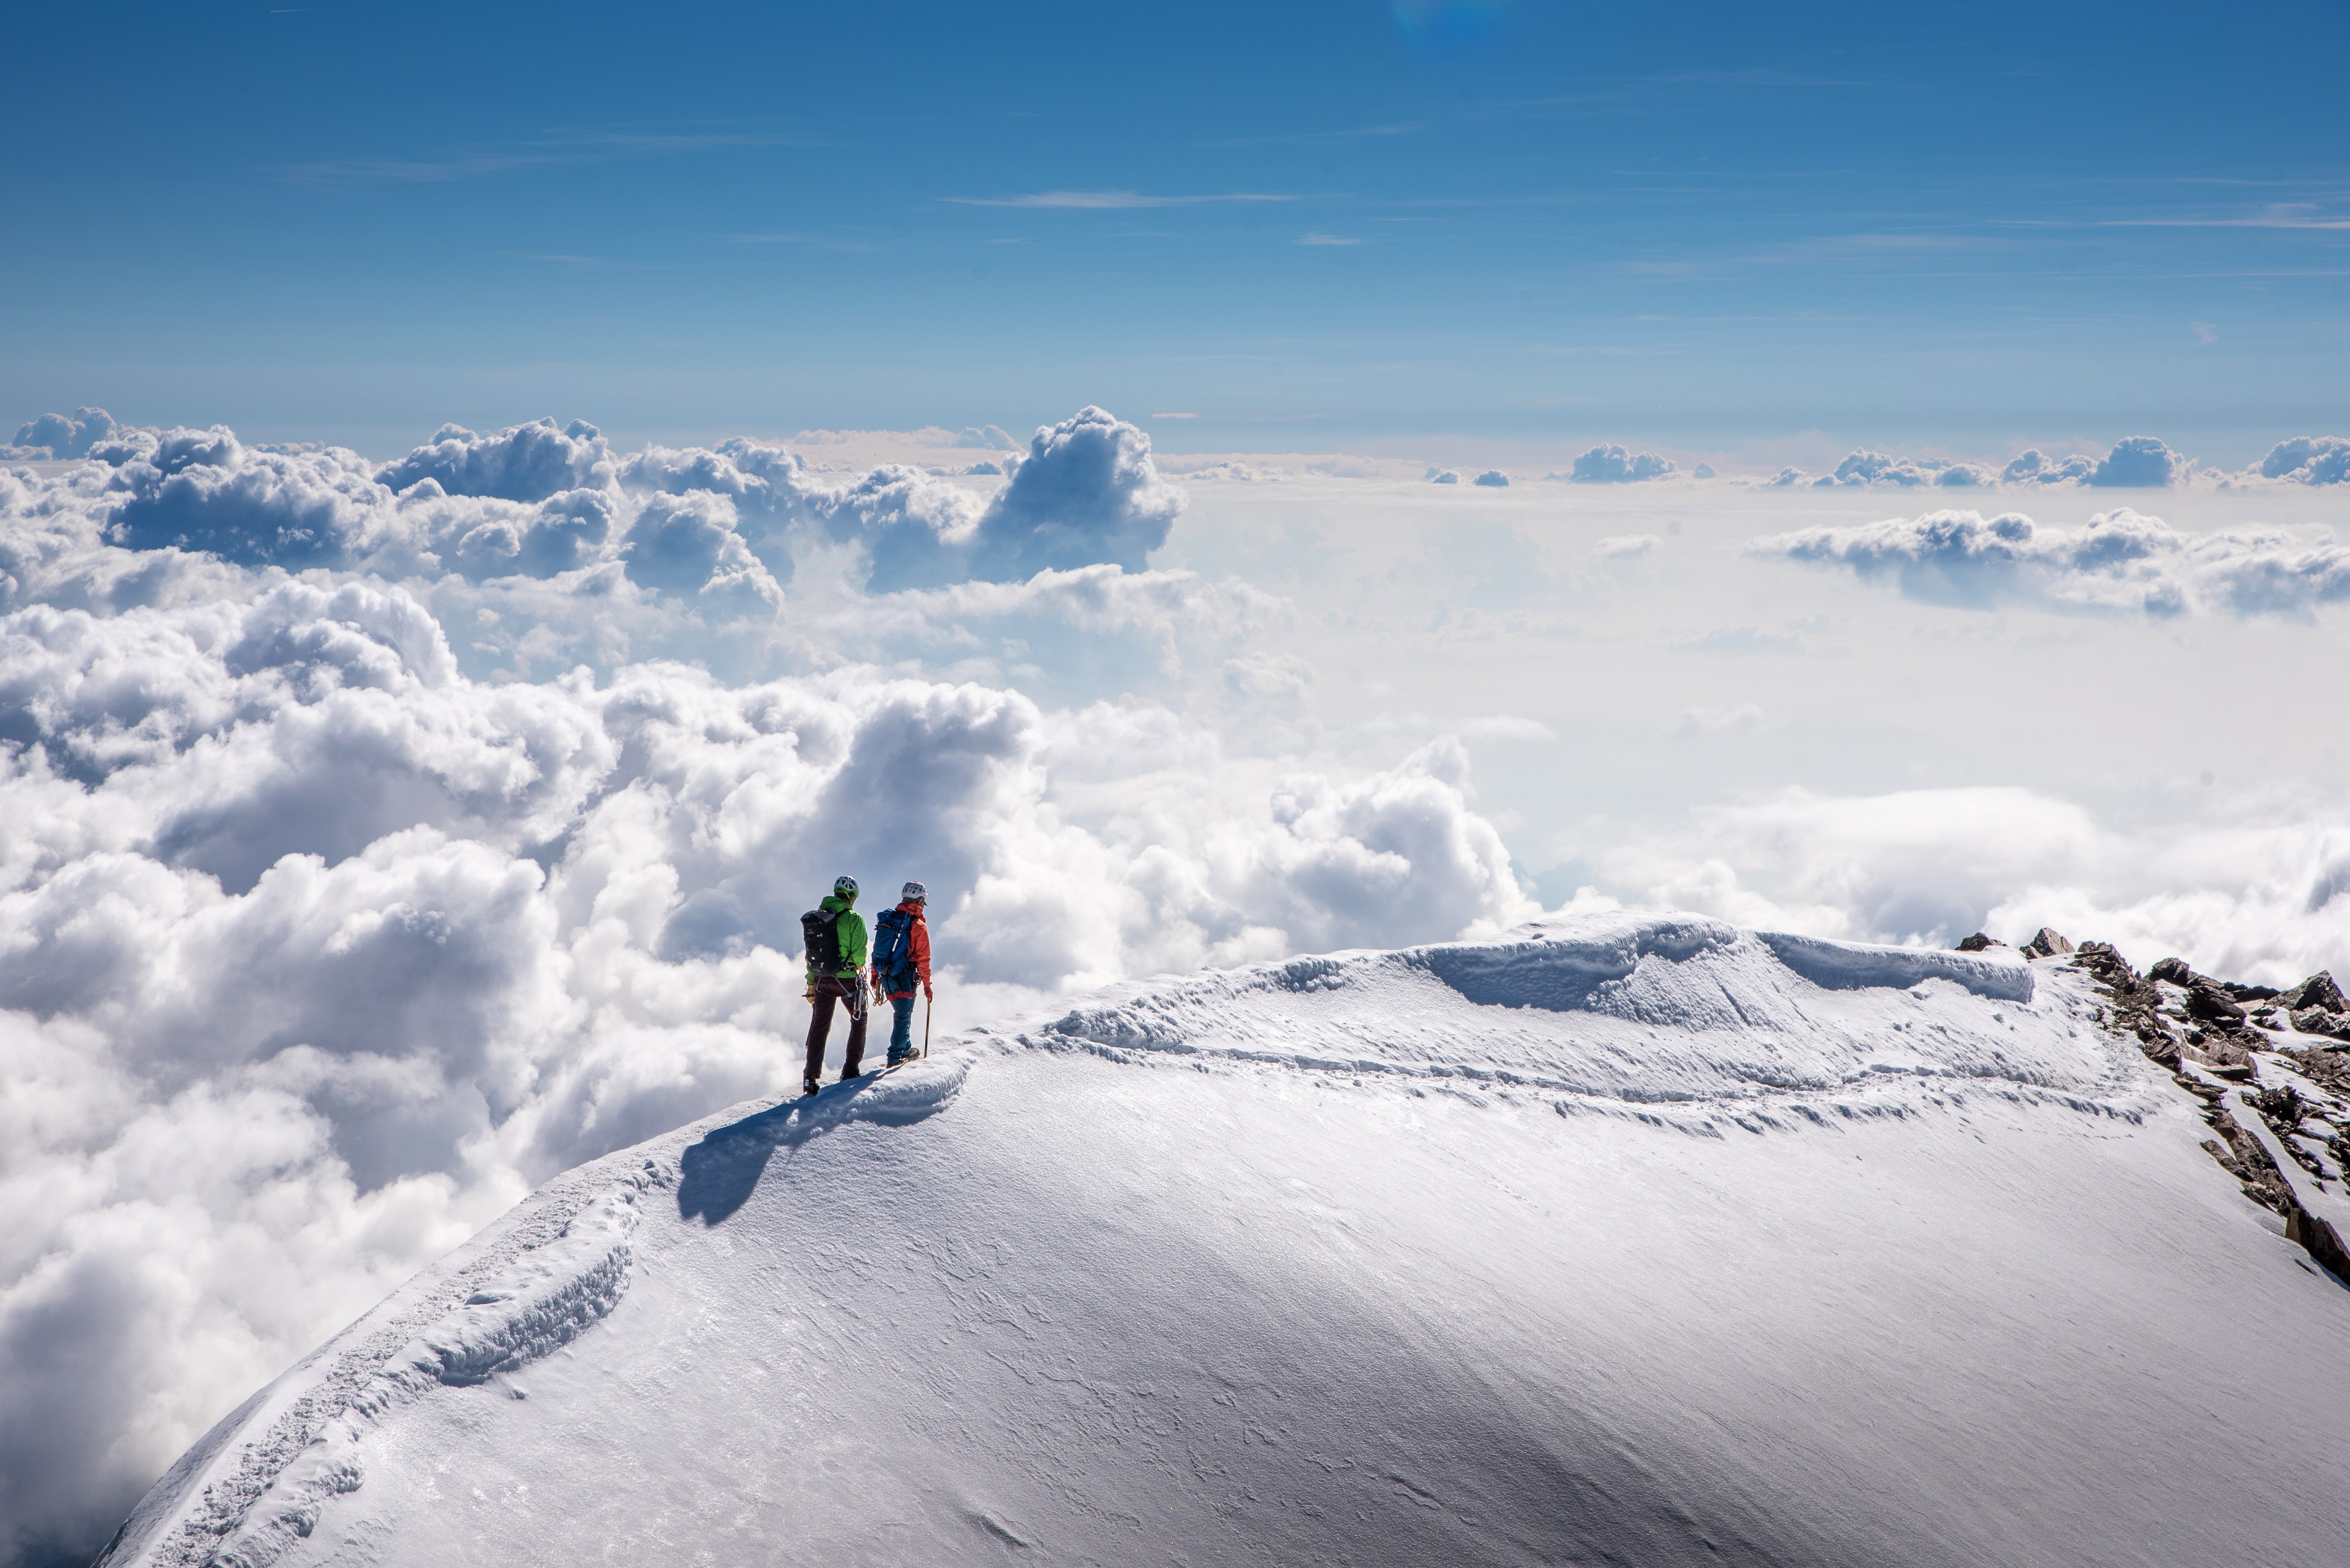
800, 875, 871, 1094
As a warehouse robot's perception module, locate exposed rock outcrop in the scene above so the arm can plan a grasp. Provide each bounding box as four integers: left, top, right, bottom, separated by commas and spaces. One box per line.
2068, 941, 2350, 1283
2196, 1093, 2296, 1212
2282, 971, 2348, 1014
2020, 927, 2075, 959
2280, 972, 2350, 1039
2185, 980, 2248, 1026
2073, 942, 2184, 1069
2289, 1007, 2350, 1041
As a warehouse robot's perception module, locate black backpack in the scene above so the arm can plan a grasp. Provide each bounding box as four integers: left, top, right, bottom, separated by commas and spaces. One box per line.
801, 907, 842, 973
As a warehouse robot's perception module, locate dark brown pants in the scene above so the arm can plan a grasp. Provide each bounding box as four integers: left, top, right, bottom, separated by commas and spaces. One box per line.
804, 975, 868, 1083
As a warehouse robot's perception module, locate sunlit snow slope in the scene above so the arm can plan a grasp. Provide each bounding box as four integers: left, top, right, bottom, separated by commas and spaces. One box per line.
105, 913, 2350, 1566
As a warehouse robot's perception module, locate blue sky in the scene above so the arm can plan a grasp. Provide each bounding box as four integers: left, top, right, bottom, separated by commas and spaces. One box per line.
5, 0, 2346, 459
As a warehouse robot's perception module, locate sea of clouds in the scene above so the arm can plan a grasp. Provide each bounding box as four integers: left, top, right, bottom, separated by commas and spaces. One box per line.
5, 401, 2350, 1563
0, 406, 1534, 1562
1411, 432, 2350, 491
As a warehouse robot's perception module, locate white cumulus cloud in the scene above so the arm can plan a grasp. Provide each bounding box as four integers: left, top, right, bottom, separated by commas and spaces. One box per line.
376, 417, 616, 501
1762, 438, 2193, 491
1590, 783, 2350, 984
1745, 507, 2350, 618
1563, 444, 1676, 484
0, 413, 1518, 1559
5, 406, 123, 460
2256, 436, 2350, 485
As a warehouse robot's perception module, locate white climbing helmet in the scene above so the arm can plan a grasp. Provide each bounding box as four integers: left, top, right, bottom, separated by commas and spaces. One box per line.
902, 881, 927, 905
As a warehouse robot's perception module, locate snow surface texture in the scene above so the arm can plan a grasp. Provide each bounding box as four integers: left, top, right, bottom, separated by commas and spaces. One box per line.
103, 913, 2350, 1567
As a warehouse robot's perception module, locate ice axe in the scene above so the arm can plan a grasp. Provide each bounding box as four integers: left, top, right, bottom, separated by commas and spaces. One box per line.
923, 989, 932, 1059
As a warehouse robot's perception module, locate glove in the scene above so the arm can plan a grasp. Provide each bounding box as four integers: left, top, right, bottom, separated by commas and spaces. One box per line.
803, 977, 816, 1003
923, 983, 933, 1000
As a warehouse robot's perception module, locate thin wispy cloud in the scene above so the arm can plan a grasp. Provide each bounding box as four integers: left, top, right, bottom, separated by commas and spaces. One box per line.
1294, 232, 1362, 246
1472, 70, 1863, 119
1210, 122, 1421, 148
727, 232, 885, 252
2102, 204, 2350, 231
499, 251, 673, 272
1468, 91, 1645, 116
943, 190, 1298, 209
1644, 68, 1864, 88
277, 128, 805, 184
1624, 230, 2019, 282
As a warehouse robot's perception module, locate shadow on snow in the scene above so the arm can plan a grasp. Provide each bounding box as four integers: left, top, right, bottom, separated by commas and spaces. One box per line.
676, 1067, 959, 1225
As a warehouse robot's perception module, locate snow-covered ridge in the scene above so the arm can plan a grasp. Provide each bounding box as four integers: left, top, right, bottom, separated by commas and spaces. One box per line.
101, 1167, 650, 1568
103, 914, 2349, 1567
197, 1184, 642, 1568
102, 1059, 970, 1568
1003, 911, 2137, 1129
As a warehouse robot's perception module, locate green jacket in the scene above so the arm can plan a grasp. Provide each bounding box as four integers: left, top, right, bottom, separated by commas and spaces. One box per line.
812, 893, 868, 978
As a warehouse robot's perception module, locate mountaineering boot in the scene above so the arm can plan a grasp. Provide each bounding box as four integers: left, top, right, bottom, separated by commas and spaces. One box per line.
801, 1077, 820, 1097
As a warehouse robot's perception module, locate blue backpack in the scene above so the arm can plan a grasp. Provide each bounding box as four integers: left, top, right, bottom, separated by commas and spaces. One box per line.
872, 907, 917, 989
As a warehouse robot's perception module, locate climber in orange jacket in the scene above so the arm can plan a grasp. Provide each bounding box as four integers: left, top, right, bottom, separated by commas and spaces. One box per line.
870, 881, 933, 1068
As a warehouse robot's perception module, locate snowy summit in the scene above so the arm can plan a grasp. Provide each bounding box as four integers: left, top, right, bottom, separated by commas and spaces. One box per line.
102, 912, 2350, 1565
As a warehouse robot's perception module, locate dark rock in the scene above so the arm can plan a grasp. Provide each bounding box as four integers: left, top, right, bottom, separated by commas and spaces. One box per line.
1954, 932, 2002, 952
2074, 941, 2131, 979
2209, 1106, 2290, 1209
2019, 927, 2074, 959
2198, 1137, 2244, 1177
2187, 1026, 2258, 1076
2285, 1205, 2350, 1283
2149, 956, 2197, 986
2290, 1007, 2350, 1041
2222, 981, 2281, 1002
2075, 943, 2181, 1065
2207, 1069, 2350, 1277
2284, 1047, 2350, 1096
2251, 1084, 2307, 1132
2185, 982, 2248, 1026
2282, 972, 2348, 1014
